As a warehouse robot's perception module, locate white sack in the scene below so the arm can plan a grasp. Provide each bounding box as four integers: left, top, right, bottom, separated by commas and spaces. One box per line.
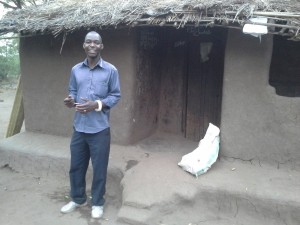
178, 123, 220, 177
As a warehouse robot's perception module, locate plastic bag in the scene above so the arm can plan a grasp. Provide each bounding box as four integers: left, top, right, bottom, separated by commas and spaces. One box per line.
178, 123, 220, 177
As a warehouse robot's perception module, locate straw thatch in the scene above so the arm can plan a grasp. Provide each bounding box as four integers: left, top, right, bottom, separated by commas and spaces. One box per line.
1, 0, 300, 39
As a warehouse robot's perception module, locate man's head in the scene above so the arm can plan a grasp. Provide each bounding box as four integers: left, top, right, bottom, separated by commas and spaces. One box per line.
83, 31, 104, 59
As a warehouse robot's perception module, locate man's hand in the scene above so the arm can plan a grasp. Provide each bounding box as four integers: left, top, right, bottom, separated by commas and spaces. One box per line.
64, 95, 75, 108
75, 97, 98, 114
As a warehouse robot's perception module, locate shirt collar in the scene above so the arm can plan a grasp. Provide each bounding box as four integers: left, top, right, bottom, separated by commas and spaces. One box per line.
82, 58, 103, 68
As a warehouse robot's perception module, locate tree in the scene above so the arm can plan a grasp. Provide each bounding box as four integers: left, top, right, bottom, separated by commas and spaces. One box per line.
0, 37, 20, 80
0, 0, 25, 9
0, 1, 49, 79
0, 0, 49, 10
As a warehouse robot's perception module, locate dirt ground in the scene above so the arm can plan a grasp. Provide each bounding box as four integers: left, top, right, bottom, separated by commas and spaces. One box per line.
0, 88, 16, 139
1, 85, 299, 225
0, 86, 125, 225
0, 165, 126, 225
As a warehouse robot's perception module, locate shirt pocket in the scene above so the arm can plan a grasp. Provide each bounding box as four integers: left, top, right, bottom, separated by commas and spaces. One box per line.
95, 82, 109, 98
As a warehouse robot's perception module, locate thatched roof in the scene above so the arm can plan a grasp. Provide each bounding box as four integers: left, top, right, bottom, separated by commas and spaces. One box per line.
1, 0, 300, 39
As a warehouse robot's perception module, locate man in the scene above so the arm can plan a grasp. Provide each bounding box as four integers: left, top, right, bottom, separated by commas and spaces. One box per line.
61, 31, 121, 219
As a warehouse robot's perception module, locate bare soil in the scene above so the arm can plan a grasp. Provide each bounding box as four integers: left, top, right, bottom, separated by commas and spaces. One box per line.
0, 86, 125, 225
0, 165, 124, 225
0, 88, 16, 139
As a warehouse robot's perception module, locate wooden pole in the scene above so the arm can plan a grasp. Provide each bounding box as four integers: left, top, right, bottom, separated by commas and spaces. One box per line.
5, 76, 24, 138
224, 11, 300, 18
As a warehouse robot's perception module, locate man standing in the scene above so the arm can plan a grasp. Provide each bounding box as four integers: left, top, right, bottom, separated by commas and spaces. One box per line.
61, 31, 121, 219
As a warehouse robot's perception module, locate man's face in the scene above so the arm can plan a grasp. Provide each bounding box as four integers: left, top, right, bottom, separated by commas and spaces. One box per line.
83, 33, 103, 58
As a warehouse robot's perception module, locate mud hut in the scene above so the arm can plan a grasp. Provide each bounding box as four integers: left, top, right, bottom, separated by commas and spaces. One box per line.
1, 0, 300, 169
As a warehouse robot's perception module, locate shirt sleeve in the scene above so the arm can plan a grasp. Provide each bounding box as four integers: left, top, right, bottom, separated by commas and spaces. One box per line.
68, 68, 77, 101
101, 67, 121, 110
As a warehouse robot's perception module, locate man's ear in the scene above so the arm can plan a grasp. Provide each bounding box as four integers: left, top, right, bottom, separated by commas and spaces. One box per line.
83, 43, 85, 49
100, 44, 104, 50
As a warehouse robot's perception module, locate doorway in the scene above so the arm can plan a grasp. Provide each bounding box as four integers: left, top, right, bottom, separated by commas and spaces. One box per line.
158, 27, 227, 141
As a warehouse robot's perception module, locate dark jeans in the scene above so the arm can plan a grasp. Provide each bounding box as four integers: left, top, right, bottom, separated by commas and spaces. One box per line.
69, 128, 110, 206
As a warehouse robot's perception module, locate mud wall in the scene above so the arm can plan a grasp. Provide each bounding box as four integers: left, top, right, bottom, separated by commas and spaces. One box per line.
221, 29, 300, 170
128, 28, 163, 143
19, 29, 136, 144
19, 27, 226, 145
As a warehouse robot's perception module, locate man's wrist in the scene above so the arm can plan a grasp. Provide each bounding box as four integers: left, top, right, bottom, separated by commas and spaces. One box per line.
95, 100, 102, 112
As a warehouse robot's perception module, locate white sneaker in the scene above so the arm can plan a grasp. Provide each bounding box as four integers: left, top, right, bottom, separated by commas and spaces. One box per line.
61, 201, 86, 213
91, 206, 103, 218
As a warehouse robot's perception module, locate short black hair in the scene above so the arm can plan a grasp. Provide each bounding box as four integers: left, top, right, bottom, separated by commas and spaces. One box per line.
84, 31, 102, 42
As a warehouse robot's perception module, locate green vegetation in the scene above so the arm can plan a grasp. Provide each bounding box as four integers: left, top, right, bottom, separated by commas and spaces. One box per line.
0, 36, 20, 80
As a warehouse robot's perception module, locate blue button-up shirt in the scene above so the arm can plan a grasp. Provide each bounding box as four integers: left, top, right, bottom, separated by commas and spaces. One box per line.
69, 58, 121, 133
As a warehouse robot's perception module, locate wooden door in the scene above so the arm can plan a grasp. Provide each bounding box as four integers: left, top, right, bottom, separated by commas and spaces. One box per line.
184, 28, 226, 141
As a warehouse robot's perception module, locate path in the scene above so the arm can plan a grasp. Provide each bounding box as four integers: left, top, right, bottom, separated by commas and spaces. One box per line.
0, 88, 16, 139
